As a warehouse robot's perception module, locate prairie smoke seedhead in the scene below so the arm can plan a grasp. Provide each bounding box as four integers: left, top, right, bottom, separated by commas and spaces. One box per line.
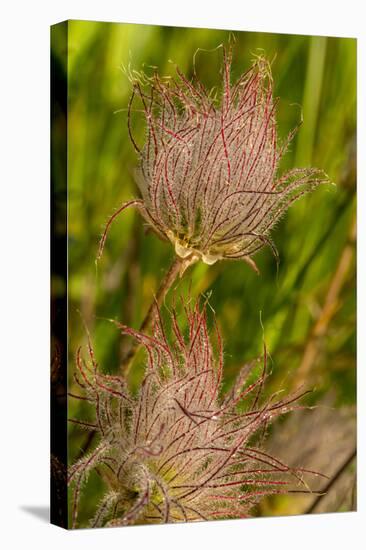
69, 302, 323, 527
99, 48, 328, 273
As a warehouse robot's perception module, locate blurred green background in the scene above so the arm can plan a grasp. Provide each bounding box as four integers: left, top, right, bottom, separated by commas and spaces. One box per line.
52, 20, 356, 523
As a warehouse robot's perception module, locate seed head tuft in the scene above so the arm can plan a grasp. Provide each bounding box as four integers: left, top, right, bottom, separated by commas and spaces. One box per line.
69, 300, 323, 527
99, 48, 328, 273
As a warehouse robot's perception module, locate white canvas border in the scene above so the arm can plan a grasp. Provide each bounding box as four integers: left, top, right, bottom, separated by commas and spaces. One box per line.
0, 1, 364, 549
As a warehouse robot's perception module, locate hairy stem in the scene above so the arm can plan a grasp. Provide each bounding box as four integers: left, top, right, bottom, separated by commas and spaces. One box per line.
120, 256, 184, 376
75, 256, 190, 461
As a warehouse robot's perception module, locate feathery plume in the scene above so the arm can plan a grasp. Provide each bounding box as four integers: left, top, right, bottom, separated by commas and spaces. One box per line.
98, 47, 328, 273
69, 300, 324, 527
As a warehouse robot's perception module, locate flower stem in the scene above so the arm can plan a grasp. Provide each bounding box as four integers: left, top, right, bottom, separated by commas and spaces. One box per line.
120, 256, 183, 376
75, 256, 190, 461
